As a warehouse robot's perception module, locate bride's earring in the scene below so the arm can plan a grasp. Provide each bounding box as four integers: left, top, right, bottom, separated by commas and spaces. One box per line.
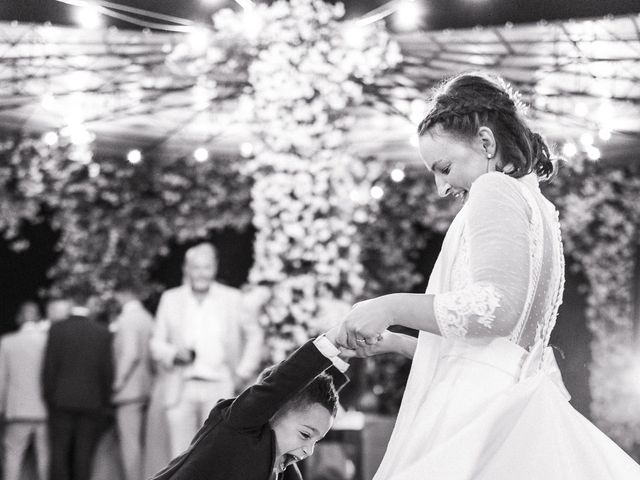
486, 153, 493, 172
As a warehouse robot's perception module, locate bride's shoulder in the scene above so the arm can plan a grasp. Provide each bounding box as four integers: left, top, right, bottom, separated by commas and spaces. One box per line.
468, 172, 525, 203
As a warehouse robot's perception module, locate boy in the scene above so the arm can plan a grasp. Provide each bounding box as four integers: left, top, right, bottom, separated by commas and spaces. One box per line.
151, 326, 350, 480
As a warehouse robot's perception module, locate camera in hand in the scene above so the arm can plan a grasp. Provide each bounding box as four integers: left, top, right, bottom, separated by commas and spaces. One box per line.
174, 348, 197, 366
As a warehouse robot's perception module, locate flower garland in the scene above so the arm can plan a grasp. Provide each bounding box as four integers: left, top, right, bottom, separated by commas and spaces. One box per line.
210, 0, 401, 361
548, 163, 640, 449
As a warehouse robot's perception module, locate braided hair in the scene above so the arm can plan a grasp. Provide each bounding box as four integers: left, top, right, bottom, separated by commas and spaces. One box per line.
417, 73, 555, 180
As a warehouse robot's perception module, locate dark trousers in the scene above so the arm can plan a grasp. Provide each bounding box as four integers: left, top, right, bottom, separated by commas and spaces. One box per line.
48, 410, 104, 480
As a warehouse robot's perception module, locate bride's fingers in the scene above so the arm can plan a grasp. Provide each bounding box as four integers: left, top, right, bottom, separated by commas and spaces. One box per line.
335, 324, 349, 348
364, 335, 379, 345
347, 328, 362, 350
338, 347, 357, 358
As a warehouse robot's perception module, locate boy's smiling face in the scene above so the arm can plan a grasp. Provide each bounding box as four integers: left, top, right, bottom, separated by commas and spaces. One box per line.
271, 403, 334, 473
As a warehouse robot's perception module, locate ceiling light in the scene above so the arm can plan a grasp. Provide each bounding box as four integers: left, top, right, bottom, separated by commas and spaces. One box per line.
127, 149, 142, 164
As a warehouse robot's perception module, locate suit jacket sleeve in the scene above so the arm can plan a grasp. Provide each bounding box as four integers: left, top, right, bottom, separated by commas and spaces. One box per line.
113, 315, 141, 392
150, 292, 178, 368
225, 340, 332, 430
42, 326, 58, 406
101, 330, 115, 408
325, 365, 349, 393
0, 339, 8, 416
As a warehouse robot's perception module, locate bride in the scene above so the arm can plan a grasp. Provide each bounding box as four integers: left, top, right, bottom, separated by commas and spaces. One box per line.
337, 72, 640, 479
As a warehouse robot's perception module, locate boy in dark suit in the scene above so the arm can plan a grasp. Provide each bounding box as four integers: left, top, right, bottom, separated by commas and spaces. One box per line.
151, 326, 350, 480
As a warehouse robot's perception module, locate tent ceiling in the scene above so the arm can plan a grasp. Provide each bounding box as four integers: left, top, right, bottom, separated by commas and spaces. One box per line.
1, 13, 639, 165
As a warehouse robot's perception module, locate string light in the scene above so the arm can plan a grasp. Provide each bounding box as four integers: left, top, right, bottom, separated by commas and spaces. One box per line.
193, 147, 209, 162
370, 185, 384, 200
60, 124, 94, 145
390, 168, 406, 183
187, 27, 210, 51
579, 132, 594, 147
393, 0, 423, 31
598, 128, 612, 141
127, 149, 142, 164
586, 145, 601, 161
43, 131, 59, 146
240, 142, 254, 158
74, 4, 104, 29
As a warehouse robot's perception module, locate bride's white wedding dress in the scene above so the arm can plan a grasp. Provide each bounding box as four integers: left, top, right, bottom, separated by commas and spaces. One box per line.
374, 172, 640, 479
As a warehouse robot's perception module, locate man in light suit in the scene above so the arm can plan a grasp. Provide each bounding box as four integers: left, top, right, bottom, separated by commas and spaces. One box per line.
111, 281, 155, 480
150, 242, 263, 456
0, 301, 49, 480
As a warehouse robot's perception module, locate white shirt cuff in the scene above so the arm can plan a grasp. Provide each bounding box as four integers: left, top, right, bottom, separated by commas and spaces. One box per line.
313, 335, 349, 373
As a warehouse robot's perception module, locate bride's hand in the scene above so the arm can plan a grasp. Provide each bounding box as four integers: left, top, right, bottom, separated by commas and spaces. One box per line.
347, 331, 397, 358
336, 297, 393, 350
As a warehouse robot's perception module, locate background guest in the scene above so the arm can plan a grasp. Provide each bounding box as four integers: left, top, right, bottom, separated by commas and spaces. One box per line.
0, 301, 49, 480
150, 242, 263, 457
42, 297, 72, 330
43, 289, 114, 480
111, 280, 154, 480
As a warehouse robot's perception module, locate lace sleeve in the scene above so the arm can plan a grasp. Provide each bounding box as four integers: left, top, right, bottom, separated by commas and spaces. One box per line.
434, 173, 532, 339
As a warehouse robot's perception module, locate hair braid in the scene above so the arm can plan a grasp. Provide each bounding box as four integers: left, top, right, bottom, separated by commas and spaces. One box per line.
417, 72, 557, 181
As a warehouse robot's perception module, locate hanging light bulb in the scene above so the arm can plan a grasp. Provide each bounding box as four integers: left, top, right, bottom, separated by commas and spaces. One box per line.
390, 168, 406, 183
193, 147, 209, 162
598, 128, 612, 141
394, 0, 423, 31
74, 4, 103, 29
240, 142, 254, 158
586, 145, 601, 161
43, 131, 59, 146
370, 185, 384, 200
127, 149, 142, 164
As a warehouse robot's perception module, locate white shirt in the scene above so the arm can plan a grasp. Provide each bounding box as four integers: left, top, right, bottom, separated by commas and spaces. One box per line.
182, 290, 228, 381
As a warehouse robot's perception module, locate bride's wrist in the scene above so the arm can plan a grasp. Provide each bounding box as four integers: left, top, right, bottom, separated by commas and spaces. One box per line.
379, 294, 398, 329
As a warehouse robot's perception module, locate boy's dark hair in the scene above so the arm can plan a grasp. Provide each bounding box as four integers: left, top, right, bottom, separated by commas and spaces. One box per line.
261, 366, 339, 419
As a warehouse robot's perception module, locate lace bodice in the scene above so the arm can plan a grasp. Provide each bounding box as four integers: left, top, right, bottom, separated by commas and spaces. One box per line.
433, 172, 565, 350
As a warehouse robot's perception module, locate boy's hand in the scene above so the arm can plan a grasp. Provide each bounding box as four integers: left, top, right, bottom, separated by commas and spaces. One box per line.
323, 325, 341, 347
323, 325, 357, 360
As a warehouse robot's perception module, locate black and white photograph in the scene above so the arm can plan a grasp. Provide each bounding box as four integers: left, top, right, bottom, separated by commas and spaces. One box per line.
1, 0, 640, 479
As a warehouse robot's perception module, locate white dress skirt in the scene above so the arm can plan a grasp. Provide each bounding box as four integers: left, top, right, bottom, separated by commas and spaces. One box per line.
373, 334, 640, 479
373, 173, 640, 479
